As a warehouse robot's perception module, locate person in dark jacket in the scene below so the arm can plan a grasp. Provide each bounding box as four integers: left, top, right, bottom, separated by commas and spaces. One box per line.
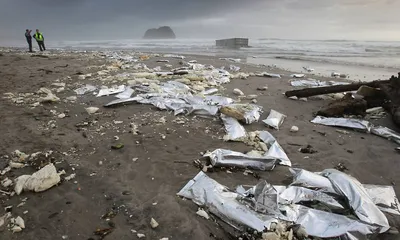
25, 29, 33, 52
33, 29, 46, 51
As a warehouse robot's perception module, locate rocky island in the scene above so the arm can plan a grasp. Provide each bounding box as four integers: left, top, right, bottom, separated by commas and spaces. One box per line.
143, 26, 176, 39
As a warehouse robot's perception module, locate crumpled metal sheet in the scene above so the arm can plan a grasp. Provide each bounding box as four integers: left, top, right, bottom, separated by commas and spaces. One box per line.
364, 185, 400, 215
201, 88, 218, 95
204, 96, 234, 106
371, 126, 400, 145
322, 169, 390, 232
289, 168, 337, 193
257, 72, 281, 78
262, 110, 286, 130
97, 85, 126, 97
221, 114, 247, 141
258, 131, 291, 167
294, 205, 380, 238
220, 104, 263, 124
104, 96, 144, 107
311, 116, 372, 132
115, 87, 134, 99
205, 149, 277, 171
279, 186, 344, 209
74, 84, 97, 95
177, 171, 277, 232
290, 79, 349, 87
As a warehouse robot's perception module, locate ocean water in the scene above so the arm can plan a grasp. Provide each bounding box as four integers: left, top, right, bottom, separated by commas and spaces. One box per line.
11, 38, 400, 81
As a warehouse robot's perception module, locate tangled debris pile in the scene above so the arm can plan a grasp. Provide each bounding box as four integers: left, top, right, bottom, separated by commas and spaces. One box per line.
179, 168, 400, 239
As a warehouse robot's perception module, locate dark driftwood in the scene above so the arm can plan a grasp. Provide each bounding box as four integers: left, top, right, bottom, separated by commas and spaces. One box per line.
285, 80, 390, 98
317, 93, 367, 117
379, 74, 400, 127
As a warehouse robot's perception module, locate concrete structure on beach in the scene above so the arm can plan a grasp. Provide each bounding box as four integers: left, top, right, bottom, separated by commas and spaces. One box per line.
215, 38, 249, 49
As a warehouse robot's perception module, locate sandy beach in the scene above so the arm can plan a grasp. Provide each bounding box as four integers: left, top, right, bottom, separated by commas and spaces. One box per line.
0, 48, 399, 240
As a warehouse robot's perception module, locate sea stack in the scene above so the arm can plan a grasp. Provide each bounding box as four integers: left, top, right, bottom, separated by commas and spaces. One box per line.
143, 26, 176, 39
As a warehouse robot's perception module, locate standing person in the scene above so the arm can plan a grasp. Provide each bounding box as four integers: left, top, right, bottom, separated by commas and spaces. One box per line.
33, 29, 46, 51
25, 29, 33, 52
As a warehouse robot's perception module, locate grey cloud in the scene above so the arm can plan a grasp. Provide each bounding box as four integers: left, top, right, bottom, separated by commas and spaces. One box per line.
0, 0, 399, 42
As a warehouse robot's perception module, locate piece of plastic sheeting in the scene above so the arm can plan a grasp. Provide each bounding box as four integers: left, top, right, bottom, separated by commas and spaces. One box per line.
221, 114, 247, 141
311, 116, 372, 132
177, 171, 276, 232
74, 84, 97, 95
364, 185, 400, 215
322, 169, 390, 232
262, 110, 286, 130
205, 149, 276, 171
229, 65, 240, 72
371, 126, 400, 145
97, 85, 125, 97
289, 168, 337, 194
189, 105, 219, 116
279, 186, 344, 209
295, 205, 381, 238
104, 96, 144, 107
115, 87, 134, 99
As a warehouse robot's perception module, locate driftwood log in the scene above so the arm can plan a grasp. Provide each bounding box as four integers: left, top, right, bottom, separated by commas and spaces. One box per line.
285, 73, 400, 128
285, 80, 390, 98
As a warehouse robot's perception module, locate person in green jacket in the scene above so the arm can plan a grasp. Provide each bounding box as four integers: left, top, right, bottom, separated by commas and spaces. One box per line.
33, 29, 46, 51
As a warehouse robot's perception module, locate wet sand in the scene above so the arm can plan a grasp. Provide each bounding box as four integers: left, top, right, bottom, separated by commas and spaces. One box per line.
0, 49, 399, 240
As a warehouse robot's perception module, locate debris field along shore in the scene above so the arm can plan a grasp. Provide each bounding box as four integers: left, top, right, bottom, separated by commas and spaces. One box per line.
0, 48, 399, 240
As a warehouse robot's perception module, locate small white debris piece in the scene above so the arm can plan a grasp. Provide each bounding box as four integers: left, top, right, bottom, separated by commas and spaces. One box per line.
113, 120, 123, 124
252, 99, 257, 104
99, 161, 103, 165
366, 107, 384, 114
9, 161, 25, 169
233, 88, 244, 96
64, 173, 76, 181
132, 158, 138, 162
85, 107, 99, 114
66, 96, 77, 101
196, 209, 210, 219
38, 88, 60, 103
17, 202, 25, 208
290, 126, 299, 132
150, 218, 159, 228
23, 211, 28, 215
303, 66, 314, 72
160, 238, 169, 240
299, 98, 308, 102
137, 233, 146, 238
12, 226, 22, 233
0, 212, 12, 228
290, 74, 305, 78
62, 235, 68, 239
15, 216, 25, 229
14, 163, 61, 195
152, 202, 158, 206
1, 178, 13, 188
58, 113, 66, 119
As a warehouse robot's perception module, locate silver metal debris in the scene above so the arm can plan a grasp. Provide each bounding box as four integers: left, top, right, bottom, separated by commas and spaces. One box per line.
205, 149, 276, 171
311, 116, 372, 132
221, 114, 247, 141
371, 126, 400, 144
263, 110, 286, 130
74, 84, 97, 95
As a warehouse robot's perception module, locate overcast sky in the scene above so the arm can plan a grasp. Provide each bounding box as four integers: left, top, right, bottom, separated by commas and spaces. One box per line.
0, 0, 399, 42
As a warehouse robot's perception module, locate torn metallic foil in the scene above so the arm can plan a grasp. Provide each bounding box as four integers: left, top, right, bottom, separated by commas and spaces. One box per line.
104, 96, 144, 107
322, 169, 389, 232
371, 126, 400, 145
279, 186, 344, 209
221, 114, 247, 141
115, 87, 134, 99
289, 168, 337, 194
257, 131, 291, 167
205, 149, 276, 171
177, 171, 277, 232
364, 184, 400, 215
97, 85, 126, 97
74, 84, 97, 95
311, 116, 372, 132
262, 110, 286, 130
